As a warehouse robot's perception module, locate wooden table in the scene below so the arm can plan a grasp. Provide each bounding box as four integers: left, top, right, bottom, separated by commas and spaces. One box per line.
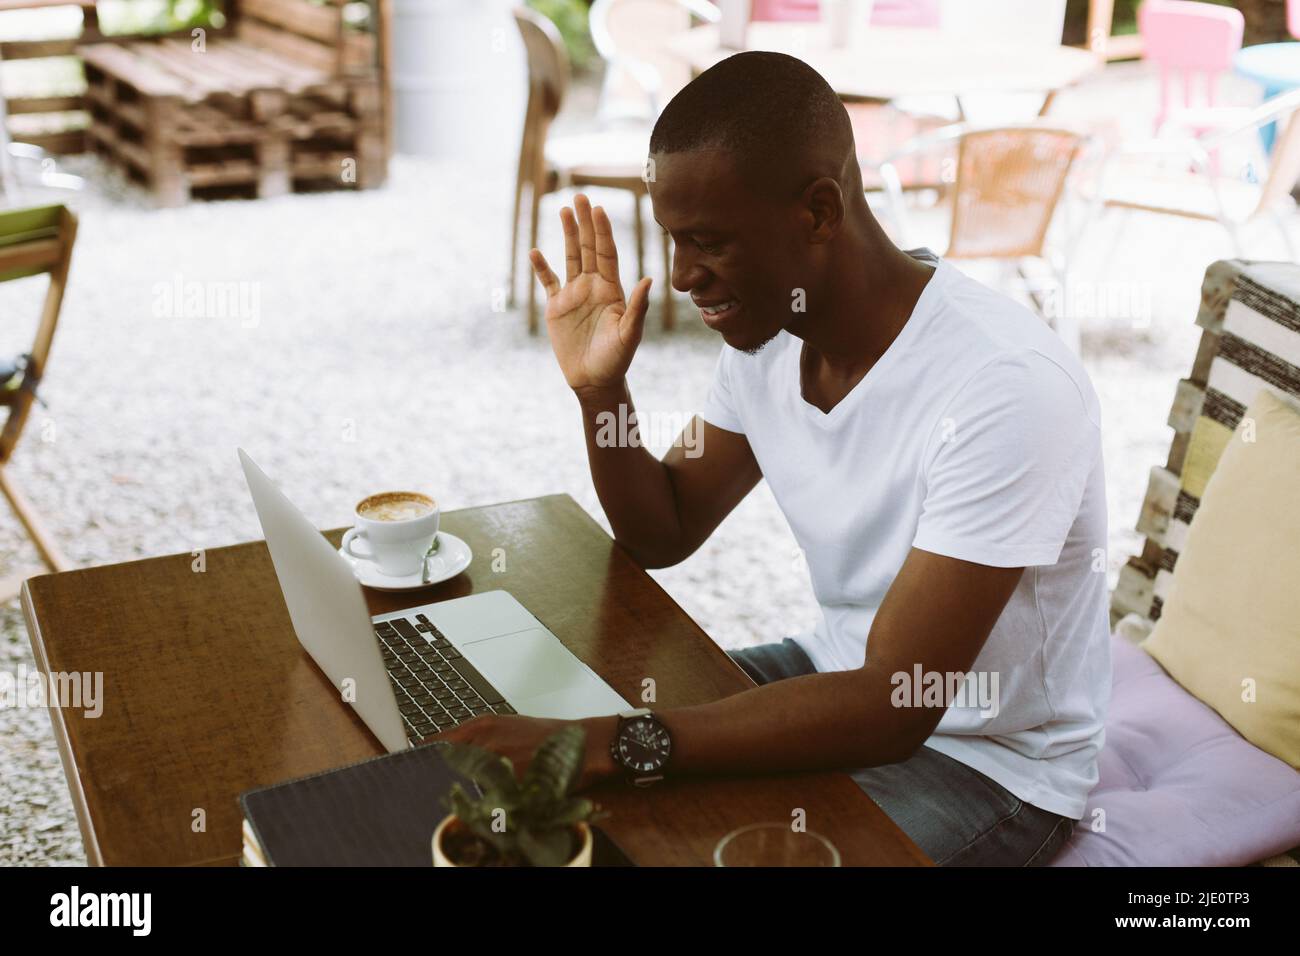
669, 23, 1101, 104
21, 494, 929, 867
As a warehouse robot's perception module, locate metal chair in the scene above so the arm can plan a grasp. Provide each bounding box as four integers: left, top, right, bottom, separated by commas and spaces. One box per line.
0, 203, 77, 601
1087, 86, 1300, 262
511, 6, 675, 334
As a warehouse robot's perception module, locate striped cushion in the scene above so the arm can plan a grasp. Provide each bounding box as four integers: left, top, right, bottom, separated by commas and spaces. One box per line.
1150, 273, 1300, 620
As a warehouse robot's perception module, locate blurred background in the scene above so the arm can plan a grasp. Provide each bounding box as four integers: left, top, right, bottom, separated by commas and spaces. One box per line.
1, 0, 1297, 864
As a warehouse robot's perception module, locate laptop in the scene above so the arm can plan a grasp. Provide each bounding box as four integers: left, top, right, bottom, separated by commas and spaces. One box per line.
238, 449, 631, 753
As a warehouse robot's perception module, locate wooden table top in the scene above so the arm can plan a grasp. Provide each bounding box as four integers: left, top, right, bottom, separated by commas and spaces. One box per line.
21, 494, 929, 867
669, 23, 1101, 101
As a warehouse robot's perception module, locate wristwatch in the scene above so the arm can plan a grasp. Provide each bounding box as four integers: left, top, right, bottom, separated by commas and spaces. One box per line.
609, 708, 672, 787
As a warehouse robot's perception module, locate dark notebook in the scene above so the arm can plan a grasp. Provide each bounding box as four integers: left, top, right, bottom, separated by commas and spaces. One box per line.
239, 743, 633, 867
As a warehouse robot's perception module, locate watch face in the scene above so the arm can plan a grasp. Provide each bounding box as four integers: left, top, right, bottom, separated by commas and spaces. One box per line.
615, 717, 671, 774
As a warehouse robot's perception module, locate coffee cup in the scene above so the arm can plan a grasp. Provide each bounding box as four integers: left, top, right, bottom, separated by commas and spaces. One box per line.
341, 491, 439, 577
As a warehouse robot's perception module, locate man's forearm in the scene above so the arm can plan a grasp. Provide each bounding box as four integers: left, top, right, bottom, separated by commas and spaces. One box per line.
575, 380, 684, 567
581, 666, 926, 781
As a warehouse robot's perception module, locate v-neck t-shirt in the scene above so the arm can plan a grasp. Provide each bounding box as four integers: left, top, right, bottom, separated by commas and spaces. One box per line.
698, 257, 1111, 819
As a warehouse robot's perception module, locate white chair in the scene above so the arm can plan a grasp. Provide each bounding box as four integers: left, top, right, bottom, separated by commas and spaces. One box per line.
1085, 86, 1300, 260
589, 0, 720, 126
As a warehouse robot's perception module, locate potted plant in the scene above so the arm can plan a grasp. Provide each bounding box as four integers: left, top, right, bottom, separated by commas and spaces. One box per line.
432, 725, 603, 867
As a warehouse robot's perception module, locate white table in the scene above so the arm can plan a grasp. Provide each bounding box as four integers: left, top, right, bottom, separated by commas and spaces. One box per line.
668, 23, 1101, 107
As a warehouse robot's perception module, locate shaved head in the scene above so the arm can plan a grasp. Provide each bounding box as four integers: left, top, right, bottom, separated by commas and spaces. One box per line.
649, 51, 860, 198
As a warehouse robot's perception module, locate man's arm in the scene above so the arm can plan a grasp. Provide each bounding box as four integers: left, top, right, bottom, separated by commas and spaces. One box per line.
573, 394, 761, 568
615, 548, 1023, 775
436, 547, 1023, 786
530, 193, 760, 569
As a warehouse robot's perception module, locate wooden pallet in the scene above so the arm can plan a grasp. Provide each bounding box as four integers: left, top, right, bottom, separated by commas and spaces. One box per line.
234, 0, 376, 77
1110, 260, 1300, 629
2, 1, 393, 164
77, 8, 385, 206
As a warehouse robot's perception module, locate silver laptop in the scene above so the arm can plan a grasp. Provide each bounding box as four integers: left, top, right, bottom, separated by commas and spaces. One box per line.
238, 449, 630, 753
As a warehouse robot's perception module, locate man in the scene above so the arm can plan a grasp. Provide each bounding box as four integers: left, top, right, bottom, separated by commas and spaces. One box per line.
437, 51, 1110, 866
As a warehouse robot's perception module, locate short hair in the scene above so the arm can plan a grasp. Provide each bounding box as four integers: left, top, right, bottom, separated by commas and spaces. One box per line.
649, 51, 854, 191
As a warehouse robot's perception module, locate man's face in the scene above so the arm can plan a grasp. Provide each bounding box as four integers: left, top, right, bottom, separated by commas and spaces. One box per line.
647, 150, 810, 354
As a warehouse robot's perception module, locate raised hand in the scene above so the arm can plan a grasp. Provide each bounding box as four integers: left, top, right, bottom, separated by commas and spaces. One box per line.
529, 193, 652, 394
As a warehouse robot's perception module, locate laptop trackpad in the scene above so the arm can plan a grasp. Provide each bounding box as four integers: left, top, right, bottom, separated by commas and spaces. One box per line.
461, 628, 592, 703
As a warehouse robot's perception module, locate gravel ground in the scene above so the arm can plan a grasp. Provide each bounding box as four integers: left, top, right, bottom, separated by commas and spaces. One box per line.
1, 60, 1296, 865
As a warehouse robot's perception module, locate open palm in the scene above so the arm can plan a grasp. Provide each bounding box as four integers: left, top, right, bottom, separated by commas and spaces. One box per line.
530, 193, 652, 393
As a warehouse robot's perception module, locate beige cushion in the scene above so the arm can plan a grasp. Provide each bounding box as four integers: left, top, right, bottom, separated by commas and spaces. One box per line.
1141, 388, 1300, 769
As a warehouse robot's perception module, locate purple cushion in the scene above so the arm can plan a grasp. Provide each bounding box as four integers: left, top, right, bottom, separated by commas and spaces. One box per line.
1050, 634, 1300, 866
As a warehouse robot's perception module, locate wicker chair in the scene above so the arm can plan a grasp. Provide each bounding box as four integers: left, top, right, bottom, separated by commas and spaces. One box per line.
875, 123, 1089, 352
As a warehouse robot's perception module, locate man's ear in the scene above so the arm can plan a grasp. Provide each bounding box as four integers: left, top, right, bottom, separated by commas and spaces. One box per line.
801, 176, 845, 244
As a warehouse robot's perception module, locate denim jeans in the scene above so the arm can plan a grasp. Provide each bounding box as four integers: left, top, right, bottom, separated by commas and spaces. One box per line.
729, 638, 1076, 867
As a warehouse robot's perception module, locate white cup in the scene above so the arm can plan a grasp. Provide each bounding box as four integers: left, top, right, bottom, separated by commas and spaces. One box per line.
341, 491, 440, 577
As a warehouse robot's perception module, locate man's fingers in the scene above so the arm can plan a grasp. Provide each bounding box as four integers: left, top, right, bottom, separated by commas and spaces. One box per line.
560, 205, 581, 282
574, 193, 598, 274
621, 276, 652, 348
592, 204, 620, 284
529, 248, 561, 298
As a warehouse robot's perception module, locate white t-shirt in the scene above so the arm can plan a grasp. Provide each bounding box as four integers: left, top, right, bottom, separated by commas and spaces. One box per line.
699, 258, 1111, 819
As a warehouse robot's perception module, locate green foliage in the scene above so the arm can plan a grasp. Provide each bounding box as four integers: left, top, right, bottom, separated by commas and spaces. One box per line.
164, 0, 221, 30
94, 0, 221, 35
528, 0, 598, 73
437, 725, 602, 867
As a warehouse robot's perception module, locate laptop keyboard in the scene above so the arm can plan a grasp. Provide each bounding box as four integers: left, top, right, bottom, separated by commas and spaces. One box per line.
373, 614, 516, 742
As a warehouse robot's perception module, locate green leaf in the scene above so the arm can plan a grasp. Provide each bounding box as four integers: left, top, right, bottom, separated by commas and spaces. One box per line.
546, 797, 595, 827
517, 825, 577, 867
435, 741, 518, 796
438, 727, 598, 865
520, 725, 585, 801
446, 784, 479, 825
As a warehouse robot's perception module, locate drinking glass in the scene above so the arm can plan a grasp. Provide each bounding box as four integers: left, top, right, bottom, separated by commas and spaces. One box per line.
713, 823, 841, 867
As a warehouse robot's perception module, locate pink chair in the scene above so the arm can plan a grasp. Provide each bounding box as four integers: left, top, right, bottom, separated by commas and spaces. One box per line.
1139, 0, 1245, 135
749, 0, 818, 19
869, 0, 940, 28
749, 0, 939, 27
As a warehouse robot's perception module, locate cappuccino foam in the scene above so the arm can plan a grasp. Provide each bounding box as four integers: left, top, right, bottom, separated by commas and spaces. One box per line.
358, 492, 435, 522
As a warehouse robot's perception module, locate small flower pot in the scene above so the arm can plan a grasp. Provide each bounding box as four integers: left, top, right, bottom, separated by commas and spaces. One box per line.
431, 814, 593, 867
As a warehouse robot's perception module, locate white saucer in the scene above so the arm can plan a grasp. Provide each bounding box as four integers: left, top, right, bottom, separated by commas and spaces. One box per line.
338, 532, 473, 592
